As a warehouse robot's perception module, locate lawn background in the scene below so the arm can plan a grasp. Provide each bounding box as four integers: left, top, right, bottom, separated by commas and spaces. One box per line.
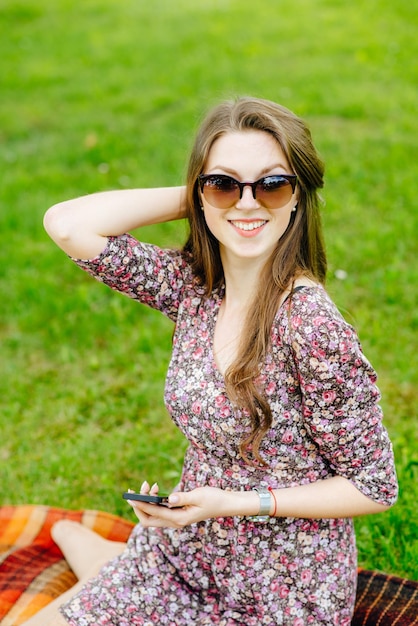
0, 0, 417, 579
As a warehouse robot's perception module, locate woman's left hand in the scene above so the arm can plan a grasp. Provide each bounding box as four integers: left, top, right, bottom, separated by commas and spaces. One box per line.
126, 481, 258, 528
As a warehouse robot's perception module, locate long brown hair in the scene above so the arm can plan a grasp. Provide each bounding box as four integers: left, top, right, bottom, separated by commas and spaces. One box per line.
183, 97, 326, 465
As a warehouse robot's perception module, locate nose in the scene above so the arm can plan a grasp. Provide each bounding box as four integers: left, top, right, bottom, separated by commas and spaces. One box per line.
236, 184, 260, 209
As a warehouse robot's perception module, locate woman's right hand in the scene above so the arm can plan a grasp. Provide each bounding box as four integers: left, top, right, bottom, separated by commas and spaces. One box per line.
44, 186, 187, 259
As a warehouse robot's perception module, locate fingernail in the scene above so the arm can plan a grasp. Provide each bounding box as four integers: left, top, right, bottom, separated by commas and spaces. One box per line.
169, 494, 179, 504
151, 482, 158, 490
141, 480, 148, 491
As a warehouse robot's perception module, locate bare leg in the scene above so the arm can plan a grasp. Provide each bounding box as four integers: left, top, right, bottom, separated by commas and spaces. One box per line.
51, 520, 126, 580
22, 521, 127, 625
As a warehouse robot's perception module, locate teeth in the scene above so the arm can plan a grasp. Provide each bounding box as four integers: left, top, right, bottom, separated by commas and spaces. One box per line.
231, 220, 266, 231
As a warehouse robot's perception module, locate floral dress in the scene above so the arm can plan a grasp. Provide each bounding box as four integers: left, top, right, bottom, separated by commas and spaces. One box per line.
61, 234, 398, 626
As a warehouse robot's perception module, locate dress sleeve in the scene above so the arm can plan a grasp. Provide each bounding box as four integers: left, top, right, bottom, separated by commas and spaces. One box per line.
70, 234, 193, 322
286, 287, 398, 506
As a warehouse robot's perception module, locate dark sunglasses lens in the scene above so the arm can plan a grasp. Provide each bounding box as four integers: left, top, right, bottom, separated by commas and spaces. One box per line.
257, 177, 293, 208
202, 176, 239, 208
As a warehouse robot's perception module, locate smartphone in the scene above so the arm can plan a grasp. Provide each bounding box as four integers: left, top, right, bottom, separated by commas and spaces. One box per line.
122, 492, 170, 506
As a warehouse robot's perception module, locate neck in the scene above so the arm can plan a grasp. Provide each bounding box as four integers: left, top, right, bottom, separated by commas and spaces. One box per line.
221, 256, 263, 311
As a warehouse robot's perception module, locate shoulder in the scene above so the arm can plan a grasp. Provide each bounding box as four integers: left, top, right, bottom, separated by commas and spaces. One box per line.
273, 283, 354, 349
288, 283, 345, 324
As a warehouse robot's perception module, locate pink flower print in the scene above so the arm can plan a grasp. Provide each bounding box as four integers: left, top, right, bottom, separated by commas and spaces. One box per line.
219, 405, 231, 418
223, 517, 234, 528
294, 618, 305, 626
322, 390, 336, 403
315, 550, 327, 562
191, 401, 201, 415
215, 394, 227, 407
114, 266, 128, 277
301, 569, 313, 585
313, 315, 327, 327
192, 347, 204, 359
278, 584, 290, 598
179, 413, 188, 425
214, 557, 228, 571
282, 431, 294, 444
243, 556, 254, 567
292, 315, 302, 328
265, 381, 276, 395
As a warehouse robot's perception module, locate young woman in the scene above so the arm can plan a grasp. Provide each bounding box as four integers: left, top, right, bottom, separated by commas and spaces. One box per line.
28, 97, 397, 625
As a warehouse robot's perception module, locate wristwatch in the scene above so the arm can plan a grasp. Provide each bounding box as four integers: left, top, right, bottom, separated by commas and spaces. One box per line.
247, 488, 271, 523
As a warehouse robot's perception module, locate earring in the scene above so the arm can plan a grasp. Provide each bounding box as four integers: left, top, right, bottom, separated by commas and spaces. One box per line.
291, 205, 298, 212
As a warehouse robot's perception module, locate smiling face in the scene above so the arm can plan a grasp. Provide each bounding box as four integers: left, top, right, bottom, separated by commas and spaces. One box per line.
200, 130, 297, 271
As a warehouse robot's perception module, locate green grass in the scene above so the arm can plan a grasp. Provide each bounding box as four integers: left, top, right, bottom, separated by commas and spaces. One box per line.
0, 0, 417, 580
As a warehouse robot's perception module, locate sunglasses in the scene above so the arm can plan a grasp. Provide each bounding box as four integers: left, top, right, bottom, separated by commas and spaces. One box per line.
198, 174, 297, 210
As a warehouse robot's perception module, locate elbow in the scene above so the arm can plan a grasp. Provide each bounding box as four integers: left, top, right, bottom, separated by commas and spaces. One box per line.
355, 497, 395, 518
346, 476, 398, 517
373, 501, 392, 514
44, 203, 73, 244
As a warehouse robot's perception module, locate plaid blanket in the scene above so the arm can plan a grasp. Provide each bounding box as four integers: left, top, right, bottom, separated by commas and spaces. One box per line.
0, 506, 134, 625
0, 506, 417, 625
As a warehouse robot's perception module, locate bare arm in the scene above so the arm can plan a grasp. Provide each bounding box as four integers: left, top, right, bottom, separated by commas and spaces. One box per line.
128, 476, 391, 529
44, 186, 187, 259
